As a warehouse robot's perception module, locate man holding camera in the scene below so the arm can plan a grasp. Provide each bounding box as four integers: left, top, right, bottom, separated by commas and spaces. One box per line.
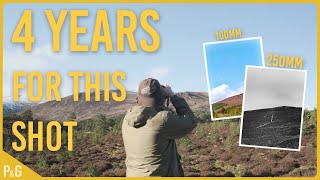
122, 78, 197, 177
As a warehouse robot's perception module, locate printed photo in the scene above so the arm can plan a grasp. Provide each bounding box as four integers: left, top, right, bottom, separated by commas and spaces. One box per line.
239, 66, 307, 151
203, 37, 264, 120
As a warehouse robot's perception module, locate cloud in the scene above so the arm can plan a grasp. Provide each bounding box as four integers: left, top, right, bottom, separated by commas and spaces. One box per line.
3, 44, 68, 72
210, 84, 243, 103
3, 44, 70, 98
149, 67, 169, 79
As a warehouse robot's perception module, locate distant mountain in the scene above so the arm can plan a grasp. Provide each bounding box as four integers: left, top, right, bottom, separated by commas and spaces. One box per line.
27, 91, 209, 121
3, 95, 35, 116
215, 93, 243, 107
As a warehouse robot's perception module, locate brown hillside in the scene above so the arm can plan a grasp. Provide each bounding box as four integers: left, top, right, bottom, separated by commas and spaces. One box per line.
30, 91, 209, 121
216, 93, 243, 107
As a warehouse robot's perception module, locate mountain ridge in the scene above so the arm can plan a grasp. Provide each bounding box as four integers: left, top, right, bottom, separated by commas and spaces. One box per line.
215, 93, 243, 107
3, 95, 37, 116
245, 106, 302, 112
24, 91, 209, 121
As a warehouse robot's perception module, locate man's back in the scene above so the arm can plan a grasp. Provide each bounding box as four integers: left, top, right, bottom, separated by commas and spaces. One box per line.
122, 95, 197, 177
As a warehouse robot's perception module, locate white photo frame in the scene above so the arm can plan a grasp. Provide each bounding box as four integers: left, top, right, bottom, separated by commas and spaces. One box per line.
239, 65, 307, 151
203, 37, 265, 121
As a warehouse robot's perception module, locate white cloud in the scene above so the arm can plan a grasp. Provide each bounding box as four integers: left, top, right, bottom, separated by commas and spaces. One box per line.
3, 44, 68, 72
210, 84, 243, 103
3, 44, 69, 98
149, 67, 169, 79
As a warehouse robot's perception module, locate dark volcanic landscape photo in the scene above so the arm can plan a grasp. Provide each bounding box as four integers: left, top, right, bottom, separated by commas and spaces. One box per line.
240, 66, 307, 151
241, 106, 302, 149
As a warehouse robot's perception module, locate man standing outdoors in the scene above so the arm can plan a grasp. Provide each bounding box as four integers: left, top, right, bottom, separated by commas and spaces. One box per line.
122, 78, 197, 176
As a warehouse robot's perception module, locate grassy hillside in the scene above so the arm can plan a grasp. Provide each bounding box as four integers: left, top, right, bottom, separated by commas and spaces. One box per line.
212, 94, 243, 118
3, 109, 317, 177
212, 104, 242, 118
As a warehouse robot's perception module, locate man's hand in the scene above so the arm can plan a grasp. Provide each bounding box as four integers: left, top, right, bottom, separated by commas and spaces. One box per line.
162, 85, 175, 98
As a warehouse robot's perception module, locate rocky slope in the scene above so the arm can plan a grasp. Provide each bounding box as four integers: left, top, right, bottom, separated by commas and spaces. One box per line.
3, 96, 35, 116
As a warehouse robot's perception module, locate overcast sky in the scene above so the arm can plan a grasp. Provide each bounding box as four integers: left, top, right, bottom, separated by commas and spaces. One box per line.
244, 66, 306, 111
3, 4, 317, 108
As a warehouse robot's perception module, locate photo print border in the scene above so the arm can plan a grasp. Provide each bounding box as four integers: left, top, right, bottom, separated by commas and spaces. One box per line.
203, 37, 265, 121
239, 65, 307, 151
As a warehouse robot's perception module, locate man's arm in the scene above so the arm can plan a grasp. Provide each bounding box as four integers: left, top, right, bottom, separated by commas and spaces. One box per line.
161, 94, 197, 139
